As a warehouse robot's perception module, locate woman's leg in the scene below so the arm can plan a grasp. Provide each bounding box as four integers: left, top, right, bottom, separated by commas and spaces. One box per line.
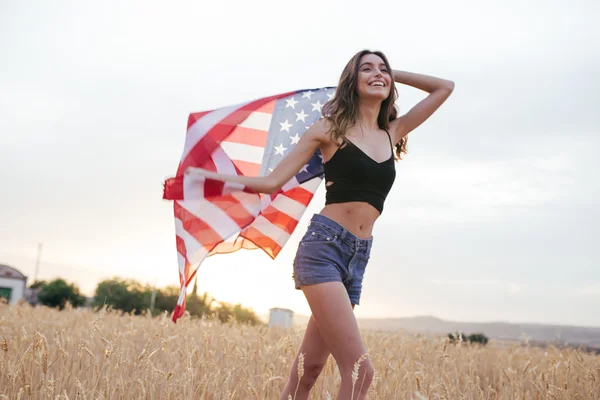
279, 315, 330, 399
280, 303, 358, 400
301, 281, 374, 399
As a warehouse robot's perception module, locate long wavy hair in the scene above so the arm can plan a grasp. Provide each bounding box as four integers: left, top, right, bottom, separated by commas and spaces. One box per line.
322, 49, 407, 160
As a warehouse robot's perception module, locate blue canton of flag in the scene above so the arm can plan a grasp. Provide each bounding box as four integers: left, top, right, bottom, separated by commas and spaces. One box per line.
260, 87, 336, 184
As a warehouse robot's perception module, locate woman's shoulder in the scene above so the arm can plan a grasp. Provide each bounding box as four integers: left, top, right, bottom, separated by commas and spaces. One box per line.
305, 117, 335, 144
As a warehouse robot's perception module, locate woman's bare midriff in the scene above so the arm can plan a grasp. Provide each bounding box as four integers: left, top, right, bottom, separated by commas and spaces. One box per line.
318, 202, 380, 239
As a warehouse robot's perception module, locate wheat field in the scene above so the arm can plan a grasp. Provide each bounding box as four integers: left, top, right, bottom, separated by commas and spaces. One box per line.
0, 302, 599, 399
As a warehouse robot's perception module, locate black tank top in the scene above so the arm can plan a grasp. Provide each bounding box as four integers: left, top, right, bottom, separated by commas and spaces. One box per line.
323, 130, 396, 213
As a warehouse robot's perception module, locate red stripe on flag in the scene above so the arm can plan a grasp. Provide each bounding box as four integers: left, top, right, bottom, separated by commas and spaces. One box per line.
231, 160, 261, 176
256, 100, 276, 113
241, 226, 281, 259
163, 176, 183, 200
174, 202, 223, 252
283, 186, 314, 206
187, 111, 212, 130
260, 204, 301, 235
224, 126, 269, 147
175, 234, 188, 286
210, 195, 257, 227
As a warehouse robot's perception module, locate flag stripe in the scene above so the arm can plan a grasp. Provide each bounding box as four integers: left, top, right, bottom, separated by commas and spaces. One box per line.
224, 126, 269, 147
210, 195, 258, 227
259, 204, 300, 235
220, 141, 265, 165
187, 110, 212, 130
179, 200, 241, 240
232, 160, 261, 176
174, 202, 222, 251
247, 215, 291, 248
256, 99, 276, 114
237, 111, 273, 132
181, 102, 247, 161
269, 193, 310, 222
241, 226, 282, 258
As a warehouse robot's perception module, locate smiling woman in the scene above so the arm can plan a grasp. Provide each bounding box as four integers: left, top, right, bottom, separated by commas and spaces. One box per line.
184, 49, 454, 399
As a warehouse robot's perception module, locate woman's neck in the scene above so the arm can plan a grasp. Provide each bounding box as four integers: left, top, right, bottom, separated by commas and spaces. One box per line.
356, 100, 381, 133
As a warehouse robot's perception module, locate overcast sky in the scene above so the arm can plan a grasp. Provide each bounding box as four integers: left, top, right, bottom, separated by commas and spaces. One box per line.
1, 0, 599, 327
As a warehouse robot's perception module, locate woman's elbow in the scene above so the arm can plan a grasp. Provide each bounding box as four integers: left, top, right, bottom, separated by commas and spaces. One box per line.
262, 176, 281, 194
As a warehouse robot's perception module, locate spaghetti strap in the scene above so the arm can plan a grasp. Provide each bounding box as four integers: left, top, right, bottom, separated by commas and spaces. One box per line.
384, 129, 394, 150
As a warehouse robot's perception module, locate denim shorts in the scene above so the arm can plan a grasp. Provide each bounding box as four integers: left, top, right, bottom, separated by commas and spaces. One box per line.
292, 214, 373, 305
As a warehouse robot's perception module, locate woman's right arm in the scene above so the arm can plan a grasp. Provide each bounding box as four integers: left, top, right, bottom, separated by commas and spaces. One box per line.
185, 119, 328, 194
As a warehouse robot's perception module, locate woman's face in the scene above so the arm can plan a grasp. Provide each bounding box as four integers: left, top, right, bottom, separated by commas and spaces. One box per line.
356, 53, 392, 102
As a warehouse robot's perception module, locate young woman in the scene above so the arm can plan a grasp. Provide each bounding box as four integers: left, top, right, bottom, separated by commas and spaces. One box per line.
186, 49, 454, 399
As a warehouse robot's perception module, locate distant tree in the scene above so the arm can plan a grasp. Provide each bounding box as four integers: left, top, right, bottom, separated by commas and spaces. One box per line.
29, 280, 45, 289
152, 285, 180, 315
93, 278, 151, 315
213, 301, 262, 325
183, 280, 215, 319
37, 278, 86, 310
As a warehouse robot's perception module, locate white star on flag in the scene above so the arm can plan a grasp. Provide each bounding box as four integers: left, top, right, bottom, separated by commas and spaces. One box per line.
327, 91, 335, 100
279, 119, 292, 132
300, 164, 309, 173
295, 109, 308, 122
302, 90, 314, 99
273, 143, 287, 156
285, 98, 298, 109
290, 133, 300, 145
311, 100, 323, 113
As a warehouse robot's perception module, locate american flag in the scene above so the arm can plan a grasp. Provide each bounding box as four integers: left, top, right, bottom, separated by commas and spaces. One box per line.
163, 87, 336, 322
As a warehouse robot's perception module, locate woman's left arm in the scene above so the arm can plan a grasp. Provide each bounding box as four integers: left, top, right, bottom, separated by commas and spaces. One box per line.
389, 69, 455, 143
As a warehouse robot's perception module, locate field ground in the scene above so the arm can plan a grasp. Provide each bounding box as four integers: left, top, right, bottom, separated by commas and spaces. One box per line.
1, 303, 599, 399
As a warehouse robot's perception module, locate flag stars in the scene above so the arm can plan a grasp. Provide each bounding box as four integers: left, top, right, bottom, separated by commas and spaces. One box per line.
300, 164, 309, 173
285, 97, 298, 109
273, 143, 287, 156
279, 119, 292, 132
302, 90, 314, 99
311, 100, 323, 113
290, 133, 300, 145
327, 91, 335, 100
295, 109, 308, 123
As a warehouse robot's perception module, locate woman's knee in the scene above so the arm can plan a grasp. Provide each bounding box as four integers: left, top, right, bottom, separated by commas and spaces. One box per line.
361, 360, 375, 385
298, 361, 327, 388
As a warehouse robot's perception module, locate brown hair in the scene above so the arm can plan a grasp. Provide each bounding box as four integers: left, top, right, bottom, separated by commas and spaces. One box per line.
322, 49, 407, 160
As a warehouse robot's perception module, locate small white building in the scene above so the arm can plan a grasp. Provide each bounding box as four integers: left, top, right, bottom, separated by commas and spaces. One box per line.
0, 264, 28, 305
268, 307, 294, 329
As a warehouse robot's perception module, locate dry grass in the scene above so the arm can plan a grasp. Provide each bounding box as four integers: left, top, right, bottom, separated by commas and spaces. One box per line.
1, 302, 599, 399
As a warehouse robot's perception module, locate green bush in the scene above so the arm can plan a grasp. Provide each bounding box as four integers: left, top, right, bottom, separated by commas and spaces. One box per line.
36, 278, 86, 310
